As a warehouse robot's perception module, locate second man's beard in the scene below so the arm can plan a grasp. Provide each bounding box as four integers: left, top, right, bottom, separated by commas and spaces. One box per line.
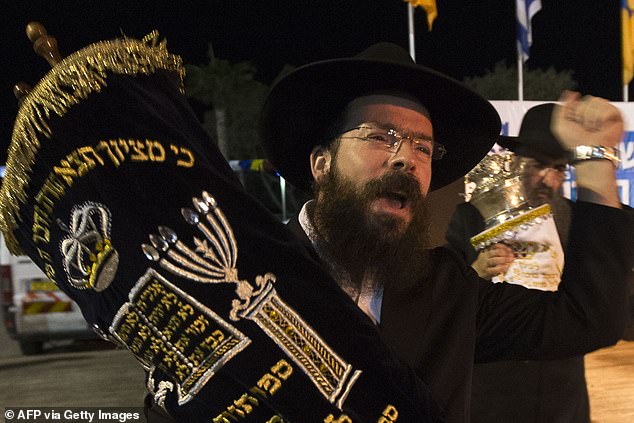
527, 183, 556, 207
309, 167, 432, 295
548, 194, 571, 247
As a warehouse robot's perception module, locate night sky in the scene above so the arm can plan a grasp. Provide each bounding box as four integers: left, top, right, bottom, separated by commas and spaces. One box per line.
0, 0, 622, 159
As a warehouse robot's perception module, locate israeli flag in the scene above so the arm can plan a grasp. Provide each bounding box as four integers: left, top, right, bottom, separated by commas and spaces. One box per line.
517, 0, 542, 61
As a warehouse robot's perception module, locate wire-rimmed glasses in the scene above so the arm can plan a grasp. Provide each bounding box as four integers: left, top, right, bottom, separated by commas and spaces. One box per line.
338, 125, 446, 161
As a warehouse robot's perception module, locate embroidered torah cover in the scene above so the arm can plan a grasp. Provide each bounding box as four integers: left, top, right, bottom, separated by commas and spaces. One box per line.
0, 33, 440, 422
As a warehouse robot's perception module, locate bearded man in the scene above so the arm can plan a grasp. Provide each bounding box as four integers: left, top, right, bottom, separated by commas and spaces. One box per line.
445, 103, 591, 423
143, 42, 633, 423
260, 42, 634, 423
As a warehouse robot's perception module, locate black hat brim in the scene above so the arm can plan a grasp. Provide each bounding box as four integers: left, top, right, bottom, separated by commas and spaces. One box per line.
261, 57, 501, 192
497, 103, 568, 161
498, 134, 568, 161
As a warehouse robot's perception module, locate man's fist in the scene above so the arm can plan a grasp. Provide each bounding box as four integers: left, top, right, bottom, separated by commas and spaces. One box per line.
551, 91, 624, 150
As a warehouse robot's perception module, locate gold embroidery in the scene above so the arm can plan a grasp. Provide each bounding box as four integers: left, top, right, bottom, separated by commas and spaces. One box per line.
111, 268, 250, 405
212, 359, 293, 422
60, 202, 118, 291
143, 192, 363, 410
249, 294, 360, 408
170, 144, 195, 167
23, 140, 196, 279
470, 203, 552, 248
324, 414, 352, 423
0, 32, 184, 254
377, 405, 398, 422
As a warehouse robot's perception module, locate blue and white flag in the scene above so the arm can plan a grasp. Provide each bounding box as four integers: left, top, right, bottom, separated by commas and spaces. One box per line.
517, 0, 542, 62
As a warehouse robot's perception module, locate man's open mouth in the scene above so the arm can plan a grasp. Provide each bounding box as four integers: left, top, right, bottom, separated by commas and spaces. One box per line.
370, 191, 414, 220
381, 192, 409, 209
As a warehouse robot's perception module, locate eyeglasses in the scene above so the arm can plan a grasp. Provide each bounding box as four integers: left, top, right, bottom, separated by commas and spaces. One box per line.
523, 158, 568, 178
338, 125, 446, 161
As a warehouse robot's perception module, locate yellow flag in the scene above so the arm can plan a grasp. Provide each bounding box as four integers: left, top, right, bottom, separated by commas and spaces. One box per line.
404, 0, 438, 30
623, 0, 634, 84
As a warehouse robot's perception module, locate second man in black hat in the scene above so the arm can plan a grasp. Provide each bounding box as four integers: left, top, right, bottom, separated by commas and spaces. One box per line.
446, 103, 590, 423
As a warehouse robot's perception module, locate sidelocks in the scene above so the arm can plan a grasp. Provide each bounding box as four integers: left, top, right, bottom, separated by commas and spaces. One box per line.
466, 152, 564, 291
0, 23, 441, 421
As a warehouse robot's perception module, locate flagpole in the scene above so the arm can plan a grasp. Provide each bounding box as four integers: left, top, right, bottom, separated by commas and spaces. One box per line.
516, 0, 542, 101
624, 1, 631, 102
407, 4, 416, 61
517, 42, 524, 101
516, 0, 524, 101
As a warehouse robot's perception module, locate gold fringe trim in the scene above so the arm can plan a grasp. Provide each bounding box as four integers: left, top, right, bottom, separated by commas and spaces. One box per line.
0, 31, 185, 254
470, 203, 552, 247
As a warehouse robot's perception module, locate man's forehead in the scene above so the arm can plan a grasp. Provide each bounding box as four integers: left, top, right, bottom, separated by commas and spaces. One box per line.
523, 154, 568, 167
346, 93, 430, 114
341, 94, 432, 129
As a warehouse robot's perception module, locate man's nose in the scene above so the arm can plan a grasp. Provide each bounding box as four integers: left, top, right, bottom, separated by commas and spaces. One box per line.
388, 140, 417, 172
539, 167, 560, 186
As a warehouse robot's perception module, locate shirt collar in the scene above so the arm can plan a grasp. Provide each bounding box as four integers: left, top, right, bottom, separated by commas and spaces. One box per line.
298, 201, 383, 324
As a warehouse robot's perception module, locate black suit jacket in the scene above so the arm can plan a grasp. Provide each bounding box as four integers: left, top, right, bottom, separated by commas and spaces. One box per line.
445, 201, 589, 423
288, 202, 633, 423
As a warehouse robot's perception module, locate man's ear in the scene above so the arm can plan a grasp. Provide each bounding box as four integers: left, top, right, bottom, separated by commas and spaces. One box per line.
310, 145, 332, 183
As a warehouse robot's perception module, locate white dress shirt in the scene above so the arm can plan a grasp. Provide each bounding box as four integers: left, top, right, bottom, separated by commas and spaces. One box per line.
298, 202, 383, 324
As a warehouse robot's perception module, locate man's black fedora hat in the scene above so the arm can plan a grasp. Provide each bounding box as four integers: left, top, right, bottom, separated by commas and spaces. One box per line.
498, 103, 568, 160
260, 42, 501, 192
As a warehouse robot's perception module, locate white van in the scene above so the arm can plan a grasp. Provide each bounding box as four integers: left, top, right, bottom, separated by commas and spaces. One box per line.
0, 232, 96, 354
0, 166, 95, 354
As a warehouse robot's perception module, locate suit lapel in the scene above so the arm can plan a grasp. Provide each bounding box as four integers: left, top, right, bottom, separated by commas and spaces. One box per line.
380, 271, 433, 364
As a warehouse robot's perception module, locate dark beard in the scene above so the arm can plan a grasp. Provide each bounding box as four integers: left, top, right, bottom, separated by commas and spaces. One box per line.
549, 195, 571, 247
309, 168, 431, 294
525, 180, 556, 207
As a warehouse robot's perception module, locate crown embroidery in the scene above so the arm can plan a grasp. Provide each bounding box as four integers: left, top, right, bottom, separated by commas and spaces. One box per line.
60, 202, 119, 291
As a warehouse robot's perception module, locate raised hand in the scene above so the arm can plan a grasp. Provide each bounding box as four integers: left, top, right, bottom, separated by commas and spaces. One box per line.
551, 91, 623, 207
551, 91, 624, 150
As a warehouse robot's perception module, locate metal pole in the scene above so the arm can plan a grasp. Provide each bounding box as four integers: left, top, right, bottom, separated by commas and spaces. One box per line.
279, 176, 287, 222
517, 42, 524, 101
623, 3, 630, 102
407, 4, 416, 61
516, 0, 524, 102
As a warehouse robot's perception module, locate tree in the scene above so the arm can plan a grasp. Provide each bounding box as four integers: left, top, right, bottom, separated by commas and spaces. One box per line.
185, 44, 269, 160
184, 49, 306, 219
462, 61, 578, 100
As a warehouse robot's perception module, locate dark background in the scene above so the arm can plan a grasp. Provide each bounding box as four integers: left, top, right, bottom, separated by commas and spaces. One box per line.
0, 0, 622, 160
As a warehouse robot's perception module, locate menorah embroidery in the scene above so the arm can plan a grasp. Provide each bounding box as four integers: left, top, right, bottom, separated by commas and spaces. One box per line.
141, 191, 361, 409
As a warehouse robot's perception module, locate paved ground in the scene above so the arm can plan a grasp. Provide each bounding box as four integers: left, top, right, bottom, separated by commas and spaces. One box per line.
0, 324, 146, 411
1, 314, 632, 422
586, 340, 634, 423
0, 323, 20, 359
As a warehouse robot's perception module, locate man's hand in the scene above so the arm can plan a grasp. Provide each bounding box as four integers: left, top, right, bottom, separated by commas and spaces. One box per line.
472, 243, 515, 280
551, 91, 623, 208
551, 91, 624, 149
